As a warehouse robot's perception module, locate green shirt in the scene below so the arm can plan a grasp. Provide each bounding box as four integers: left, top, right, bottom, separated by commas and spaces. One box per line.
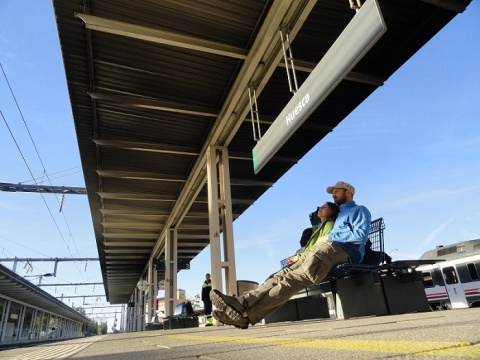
297, 220, 334, 258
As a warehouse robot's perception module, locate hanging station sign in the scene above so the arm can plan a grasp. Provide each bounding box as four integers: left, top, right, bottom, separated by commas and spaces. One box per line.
252, 0, 387, 174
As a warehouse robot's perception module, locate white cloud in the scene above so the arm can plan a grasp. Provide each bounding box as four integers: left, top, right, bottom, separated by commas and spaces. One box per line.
417, 216, 456, 251
380, 183, 480, 212
0, 200, 23, 211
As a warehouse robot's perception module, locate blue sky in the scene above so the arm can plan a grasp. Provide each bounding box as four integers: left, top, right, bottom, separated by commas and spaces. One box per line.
1, 1, 479, 328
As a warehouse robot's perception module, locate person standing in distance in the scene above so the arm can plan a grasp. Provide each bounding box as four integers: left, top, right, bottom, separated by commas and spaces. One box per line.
202, 273, 213, 325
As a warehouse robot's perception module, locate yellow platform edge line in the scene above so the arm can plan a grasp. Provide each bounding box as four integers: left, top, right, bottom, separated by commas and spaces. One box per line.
159, 334, 479, 357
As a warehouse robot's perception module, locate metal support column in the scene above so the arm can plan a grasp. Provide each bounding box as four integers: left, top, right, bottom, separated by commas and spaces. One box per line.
135, 288, 143, 331
152, 264, 158, 319
131, 290, 137, 331
164, 228, 178, 317
141, 287, 146, 331
125, 300, 130, 332
206, 146, 237, 295
120, 303, 125, 332
147, 259, 157, 322
0, 301, 11, 342
127, 300, 135, 332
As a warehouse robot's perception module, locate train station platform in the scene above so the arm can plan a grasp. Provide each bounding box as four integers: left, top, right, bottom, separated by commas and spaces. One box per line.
1, 307, 479, 359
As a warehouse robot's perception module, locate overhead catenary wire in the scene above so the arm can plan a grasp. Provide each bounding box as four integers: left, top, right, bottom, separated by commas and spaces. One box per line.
21, 166, 82, 185
1, 111, 71, 251
1, 252, 104, 300
0, 234, 57, 259
0, 63, 85, 280
1, 63, 81, 256
1, 64, 80, 217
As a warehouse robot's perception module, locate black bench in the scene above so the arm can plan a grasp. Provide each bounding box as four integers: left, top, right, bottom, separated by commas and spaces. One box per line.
163, 301, 199, 330
265, 218, 434, 323
303, 218, 393, 319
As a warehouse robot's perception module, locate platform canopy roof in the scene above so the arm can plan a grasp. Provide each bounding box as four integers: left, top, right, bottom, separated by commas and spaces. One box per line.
0, 264, 90, 323
52, 0, 471, 303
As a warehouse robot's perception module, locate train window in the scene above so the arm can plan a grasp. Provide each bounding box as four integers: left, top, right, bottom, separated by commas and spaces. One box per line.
422, 272, 434, 287
467, 263, 479, 280
442, 266, 458, 285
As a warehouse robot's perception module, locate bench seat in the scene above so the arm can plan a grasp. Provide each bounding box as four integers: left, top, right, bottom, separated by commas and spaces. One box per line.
264, 219, 439, 323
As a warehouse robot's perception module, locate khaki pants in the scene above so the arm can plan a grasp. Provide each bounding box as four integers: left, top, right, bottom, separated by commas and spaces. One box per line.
243, 242, 350, 325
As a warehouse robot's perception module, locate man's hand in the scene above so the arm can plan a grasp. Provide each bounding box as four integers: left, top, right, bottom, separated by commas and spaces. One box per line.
286, 255, 298, 265
309, 207, 320, 226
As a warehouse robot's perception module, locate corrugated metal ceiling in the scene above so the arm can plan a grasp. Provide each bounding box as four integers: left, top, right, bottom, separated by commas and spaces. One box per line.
0, 264, 90, 323
52, 0, 471, 303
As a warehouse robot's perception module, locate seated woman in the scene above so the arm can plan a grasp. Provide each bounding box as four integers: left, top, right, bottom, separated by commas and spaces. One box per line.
212, 201, 341, 329
285, 202, 339, 265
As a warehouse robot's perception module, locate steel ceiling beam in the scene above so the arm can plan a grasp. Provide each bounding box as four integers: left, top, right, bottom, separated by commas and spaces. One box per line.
102, 233, 158, 239
279, 59, 386, 86
96, 170, 187, 182
75, 13, 248, 59
92, 139, 199, 156
420, 0, 469, 12
104, 242, 156, 247
88, 92, 218, 117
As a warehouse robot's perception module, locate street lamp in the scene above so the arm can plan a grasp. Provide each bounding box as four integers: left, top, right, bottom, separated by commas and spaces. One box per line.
136, 279, 148, 292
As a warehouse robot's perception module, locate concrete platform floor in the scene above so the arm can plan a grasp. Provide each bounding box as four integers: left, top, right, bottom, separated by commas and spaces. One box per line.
1, 307, 479, 359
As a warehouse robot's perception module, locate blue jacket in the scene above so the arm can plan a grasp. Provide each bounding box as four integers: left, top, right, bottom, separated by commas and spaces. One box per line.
327, 201, 371, 263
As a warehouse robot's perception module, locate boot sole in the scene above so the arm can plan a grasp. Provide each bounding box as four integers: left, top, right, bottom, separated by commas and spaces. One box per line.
212, 310, 248, 329
210, 289, 243, 321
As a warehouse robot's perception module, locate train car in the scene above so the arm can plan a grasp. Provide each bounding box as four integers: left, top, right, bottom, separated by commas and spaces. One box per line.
417, 239, 480, 310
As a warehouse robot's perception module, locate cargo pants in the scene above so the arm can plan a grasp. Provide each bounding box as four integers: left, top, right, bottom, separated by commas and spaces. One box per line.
243, 242, 350, 325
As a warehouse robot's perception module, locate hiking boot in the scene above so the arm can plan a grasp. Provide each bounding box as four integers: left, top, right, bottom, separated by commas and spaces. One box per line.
212, 310, 249, 330
210, 289, 245, 321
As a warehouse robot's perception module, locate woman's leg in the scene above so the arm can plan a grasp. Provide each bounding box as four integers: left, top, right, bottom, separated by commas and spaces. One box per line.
244, 242, 349, 324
